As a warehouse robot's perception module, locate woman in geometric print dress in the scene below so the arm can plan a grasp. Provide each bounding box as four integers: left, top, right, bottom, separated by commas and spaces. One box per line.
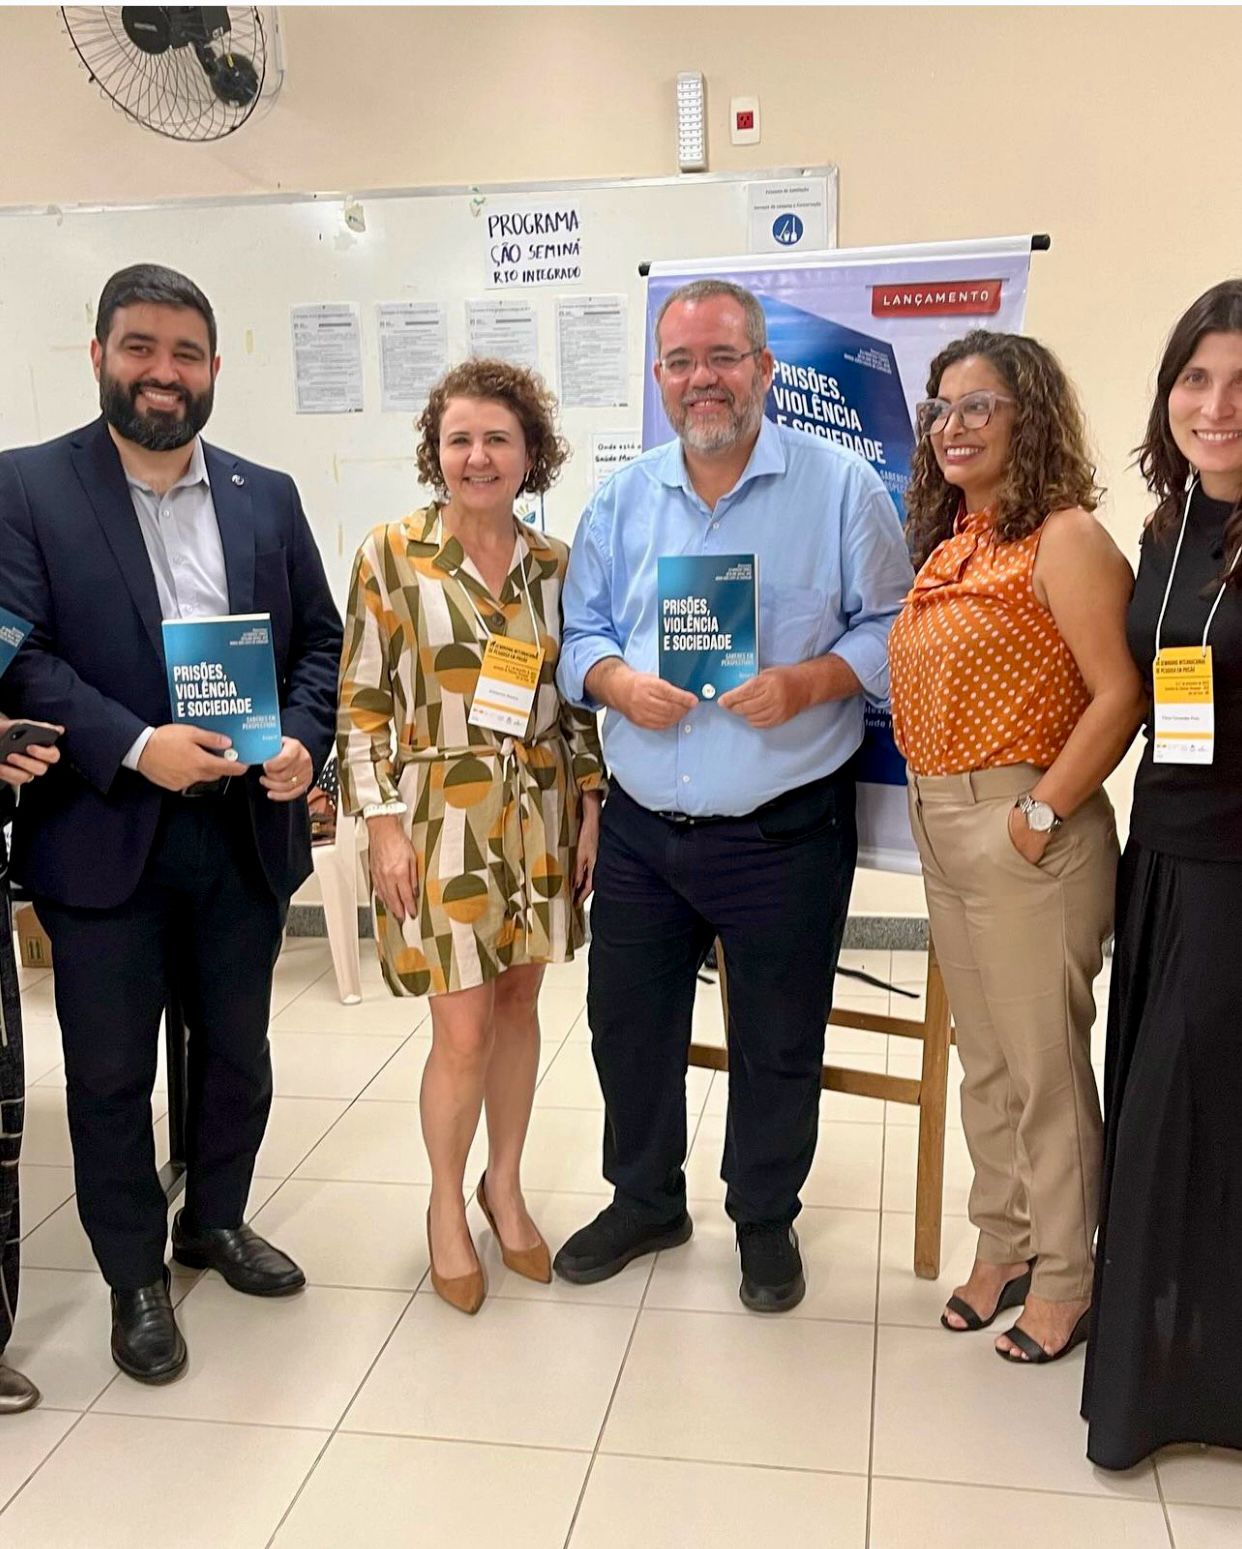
338, 359, 605, 1315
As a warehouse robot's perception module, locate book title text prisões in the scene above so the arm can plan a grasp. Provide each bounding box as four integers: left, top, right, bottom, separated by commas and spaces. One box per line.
661, 595, 734, 654
171, 660, 254, 719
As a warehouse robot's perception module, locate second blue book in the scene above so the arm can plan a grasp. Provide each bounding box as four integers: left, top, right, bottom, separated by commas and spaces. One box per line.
162, 613, 283, 766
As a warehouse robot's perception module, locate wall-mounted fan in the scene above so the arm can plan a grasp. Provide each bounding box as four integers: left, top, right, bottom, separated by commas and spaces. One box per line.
61, 7, 269, 142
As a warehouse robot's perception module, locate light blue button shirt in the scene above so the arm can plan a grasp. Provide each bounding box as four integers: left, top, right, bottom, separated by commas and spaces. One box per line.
120, 437, 231, 770
557, 417, 914, 817
125, 437, 229, 624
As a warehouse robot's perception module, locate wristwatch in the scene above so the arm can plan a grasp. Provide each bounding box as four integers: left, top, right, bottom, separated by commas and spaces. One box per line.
1014, 793, 1062, 833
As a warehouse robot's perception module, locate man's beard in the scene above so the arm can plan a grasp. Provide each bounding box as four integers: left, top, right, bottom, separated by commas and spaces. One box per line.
99, 368, 213, 452
667, 374, 768, 454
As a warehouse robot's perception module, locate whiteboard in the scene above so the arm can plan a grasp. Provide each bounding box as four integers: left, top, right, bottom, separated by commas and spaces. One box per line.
0, 168, 837, 598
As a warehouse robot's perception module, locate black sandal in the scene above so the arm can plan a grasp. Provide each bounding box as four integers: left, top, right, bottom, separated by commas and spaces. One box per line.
940, 1261, 1034, 1333
995, 1307, 1090, 1364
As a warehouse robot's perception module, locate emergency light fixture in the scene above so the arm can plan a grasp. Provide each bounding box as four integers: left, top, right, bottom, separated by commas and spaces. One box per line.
676, 72, 707, 172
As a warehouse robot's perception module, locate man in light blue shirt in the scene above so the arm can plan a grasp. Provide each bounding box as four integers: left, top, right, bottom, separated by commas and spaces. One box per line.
554, 278, 912, 1311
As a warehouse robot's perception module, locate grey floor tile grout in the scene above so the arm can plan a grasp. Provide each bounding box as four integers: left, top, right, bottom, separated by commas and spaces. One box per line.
84, 1407, 334, 1436
261, 1282, 420, 1549
560, 1075, 718, 1547
13, 943, 1200, 1542
0, 1412, 92, 1518
685, 1197, 886, 1215
87, 1363, 139, 1417
591, 1447, 871, 1481
1152, 1456, 1178, 1548
864, 1063, 891, 1549
258, 973, 584, 1549
13, 946, 424, 1542
630, 1302, 879, 1329
868, 1466, 1165, 1504
261, 1431, 343, 1547
0, 1408, 91, 1519
332, 1426, 596, 1455
284, 1171, 609, 1193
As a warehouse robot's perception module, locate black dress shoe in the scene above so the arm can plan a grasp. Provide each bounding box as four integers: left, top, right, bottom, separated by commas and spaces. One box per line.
0, 1361, 41, 1413
737, 1222, 806, 1313
553, 1202, 692, 1284
111, 1270, 187, 1384
171, 1211, 306, 1297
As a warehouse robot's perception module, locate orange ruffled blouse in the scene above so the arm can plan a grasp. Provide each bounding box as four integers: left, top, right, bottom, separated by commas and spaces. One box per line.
888, 510, 1090, 777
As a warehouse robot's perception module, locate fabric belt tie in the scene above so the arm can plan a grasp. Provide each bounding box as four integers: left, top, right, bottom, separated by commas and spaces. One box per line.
395, 734, 559, 942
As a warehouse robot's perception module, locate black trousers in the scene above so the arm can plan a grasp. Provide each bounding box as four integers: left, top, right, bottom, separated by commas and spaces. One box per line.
37, 790, 286, 1290
0, 875, 24, 1352
587, 773, 857, 1228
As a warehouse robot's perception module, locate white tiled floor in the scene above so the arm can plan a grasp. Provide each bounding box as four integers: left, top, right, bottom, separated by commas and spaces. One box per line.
2, 940, 1236, 1546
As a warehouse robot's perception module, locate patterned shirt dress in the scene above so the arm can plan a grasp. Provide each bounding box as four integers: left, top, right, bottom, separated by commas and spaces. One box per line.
337, 506, 606, 997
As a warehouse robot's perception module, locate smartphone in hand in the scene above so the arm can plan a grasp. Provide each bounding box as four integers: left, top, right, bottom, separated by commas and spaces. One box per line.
0, 721, 61, 759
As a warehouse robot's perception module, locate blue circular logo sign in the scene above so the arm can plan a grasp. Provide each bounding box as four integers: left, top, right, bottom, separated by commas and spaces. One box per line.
772, 213, 804, 247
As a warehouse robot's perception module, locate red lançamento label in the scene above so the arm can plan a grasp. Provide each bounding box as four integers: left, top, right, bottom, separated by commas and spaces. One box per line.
871, 280, 1003, 317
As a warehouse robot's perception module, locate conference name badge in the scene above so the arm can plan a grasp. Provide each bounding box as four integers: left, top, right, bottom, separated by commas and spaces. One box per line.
1152, 646, 1214, 765
469, 634, 544, 736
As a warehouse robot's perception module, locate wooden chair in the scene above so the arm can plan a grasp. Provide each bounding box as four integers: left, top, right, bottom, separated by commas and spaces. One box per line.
695, 941, 953, 1279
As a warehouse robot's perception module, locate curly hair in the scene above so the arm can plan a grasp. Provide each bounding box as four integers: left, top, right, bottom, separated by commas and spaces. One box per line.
904, 330, 1102, 570
416, 358, 569, 497
1137, 279, 1242, 589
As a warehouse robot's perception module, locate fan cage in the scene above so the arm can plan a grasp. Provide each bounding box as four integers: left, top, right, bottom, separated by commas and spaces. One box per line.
60, 7, 267, 143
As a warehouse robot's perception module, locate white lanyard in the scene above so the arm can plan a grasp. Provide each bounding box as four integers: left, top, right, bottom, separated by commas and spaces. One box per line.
461, 545, 545, 738
1154, 474, 1241, 656
1150, 474, 1240, 766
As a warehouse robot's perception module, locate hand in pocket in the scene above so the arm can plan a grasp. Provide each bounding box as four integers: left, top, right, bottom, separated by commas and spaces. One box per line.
1006, 803, 1051, 868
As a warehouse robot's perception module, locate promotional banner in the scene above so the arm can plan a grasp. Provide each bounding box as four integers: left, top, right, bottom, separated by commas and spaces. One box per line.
643, 237, 1034, 872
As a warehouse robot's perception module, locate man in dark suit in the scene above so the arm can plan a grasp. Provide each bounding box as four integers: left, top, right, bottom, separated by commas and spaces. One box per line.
0, 264, 344, 1383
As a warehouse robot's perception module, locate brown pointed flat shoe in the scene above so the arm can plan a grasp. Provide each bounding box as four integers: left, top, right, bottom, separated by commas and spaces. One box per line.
426, 1212, 485, 1315
477, 1172, 552, 1284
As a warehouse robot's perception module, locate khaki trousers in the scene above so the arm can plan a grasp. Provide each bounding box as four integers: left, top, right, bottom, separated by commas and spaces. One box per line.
907, 765, 1117, 1301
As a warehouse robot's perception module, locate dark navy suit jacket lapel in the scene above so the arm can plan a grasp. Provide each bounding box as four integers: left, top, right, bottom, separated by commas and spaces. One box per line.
69, 417, 166, 663
204, 443, 255, 614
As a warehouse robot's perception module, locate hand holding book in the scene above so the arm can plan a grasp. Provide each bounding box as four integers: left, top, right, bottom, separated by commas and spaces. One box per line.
260, 736, 313, 803
583, 658, 696, 730
719, 666, 814, 729
137, 723, 247, 793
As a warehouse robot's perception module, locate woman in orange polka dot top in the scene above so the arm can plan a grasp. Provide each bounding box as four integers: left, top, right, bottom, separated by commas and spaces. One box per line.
888, 331, 1145, 1366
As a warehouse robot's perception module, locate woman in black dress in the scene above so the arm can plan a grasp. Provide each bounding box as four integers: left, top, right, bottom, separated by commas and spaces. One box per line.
1084, 279, 1242, 1470
0, 716, 60, 1412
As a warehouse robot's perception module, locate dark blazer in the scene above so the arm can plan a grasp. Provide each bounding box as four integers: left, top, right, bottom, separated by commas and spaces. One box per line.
0, 417, 344, 909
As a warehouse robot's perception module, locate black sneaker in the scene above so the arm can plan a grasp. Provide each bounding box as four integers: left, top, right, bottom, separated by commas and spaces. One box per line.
737, 1222, 805, 1313
553, 1203, 692, 1284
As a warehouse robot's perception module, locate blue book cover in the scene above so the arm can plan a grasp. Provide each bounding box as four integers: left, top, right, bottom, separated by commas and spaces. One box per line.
0, 604, 32, 681
761, 294, 917, 522
658, 554, 758, 700
161, 613, 283, 765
